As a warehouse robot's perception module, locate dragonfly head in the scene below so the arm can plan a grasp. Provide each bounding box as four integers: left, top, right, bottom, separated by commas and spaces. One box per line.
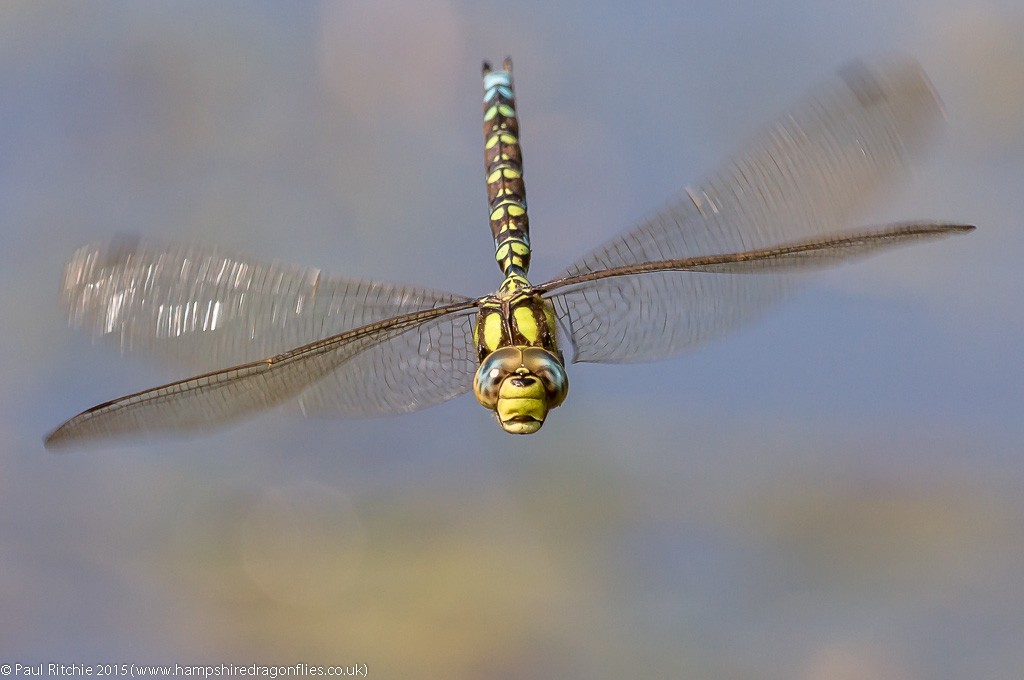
474, 346, 568, 434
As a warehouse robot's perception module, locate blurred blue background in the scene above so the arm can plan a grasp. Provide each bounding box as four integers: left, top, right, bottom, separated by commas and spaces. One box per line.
3, 1, 1023, 678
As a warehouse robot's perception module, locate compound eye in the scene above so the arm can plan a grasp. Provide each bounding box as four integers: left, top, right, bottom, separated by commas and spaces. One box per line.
522, 348, 569, 408
473, 347, 522, 409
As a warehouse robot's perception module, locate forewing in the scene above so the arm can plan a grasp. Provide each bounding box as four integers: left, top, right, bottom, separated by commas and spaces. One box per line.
551, 57, 945, 363
546, 223, 972, 363
60, 234, 473, 373
294, 308, 479, 417
45, 302, 479, 448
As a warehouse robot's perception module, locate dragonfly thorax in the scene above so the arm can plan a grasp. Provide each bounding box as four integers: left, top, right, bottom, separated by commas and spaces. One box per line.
473, 284, 560, 360
473, 284, 567, 433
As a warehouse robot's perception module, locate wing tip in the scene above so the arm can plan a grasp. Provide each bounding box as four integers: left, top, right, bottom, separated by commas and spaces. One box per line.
839, 54, 937, 104
924, 222, 976, 236
42, 427, 74, 452
837, 54, 944, 152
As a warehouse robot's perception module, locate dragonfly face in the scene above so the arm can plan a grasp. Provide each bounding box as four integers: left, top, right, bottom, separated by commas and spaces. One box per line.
473, 346, 568, 434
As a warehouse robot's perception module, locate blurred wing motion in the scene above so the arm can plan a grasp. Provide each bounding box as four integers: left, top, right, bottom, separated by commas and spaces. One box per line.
60, 235, 473, 372
545, 57, 966, 363
47, 238, 479, 448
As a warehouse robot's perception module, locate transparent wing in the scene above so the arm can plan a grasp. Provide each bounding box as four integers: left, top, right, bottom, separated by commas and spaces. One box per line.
60, 234, 474, 373
543, 223, 973, 363
45, 302, 479, 449
294, 307, 478, 417
551, 57, 947, 363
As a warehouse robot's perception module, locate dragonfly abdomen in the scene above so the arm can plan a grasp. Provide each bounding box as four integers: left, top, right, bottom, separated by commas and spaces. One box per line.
483, 58, 531, 278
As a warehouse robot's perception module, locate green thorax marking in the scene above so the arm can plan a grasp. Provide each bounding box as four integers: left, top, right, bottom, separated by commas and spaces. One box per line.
473, 275, 560, 363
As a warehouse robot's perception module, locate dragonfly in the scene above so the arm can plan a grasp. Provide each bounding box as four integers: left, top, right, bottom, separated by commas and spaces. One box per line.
45, 56, 974, 448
